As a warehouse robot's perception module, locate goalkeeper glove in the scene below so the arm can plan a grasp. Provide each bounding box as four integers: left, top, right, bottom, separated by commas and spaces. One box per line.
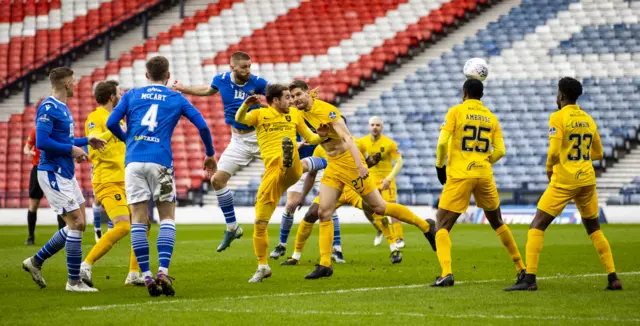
436, 165, 447, 185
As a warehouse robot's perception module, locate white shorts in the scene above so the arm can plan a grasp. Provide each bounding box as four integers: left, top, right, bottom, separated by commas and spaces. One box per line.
288, 170, 323, 194
218, 131, 262, 175
125, 162, 176, 204
37, 170, 85, 215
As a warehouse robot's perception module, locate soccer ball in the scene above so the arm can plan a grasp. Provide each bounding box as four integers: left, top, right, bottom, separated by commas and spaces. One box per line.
463, 58, 489, 82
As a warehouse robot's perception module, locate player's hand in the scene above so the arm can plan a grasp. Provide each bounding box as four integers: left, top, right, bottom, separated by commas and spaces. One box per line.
172, 80, 185, 92
72, 146, 89, 163
88, 136, 107, 151
203, 156, 218, 179
546, 170, 553, 182
357, 164, 369, 179
371, 152, 382, 165
309, 86, 320, 99
436, 165, 447, 185
292, 198, 304, 212
316, 124, 330, 137
381, 179, 391, 191
243, 95, 263, 108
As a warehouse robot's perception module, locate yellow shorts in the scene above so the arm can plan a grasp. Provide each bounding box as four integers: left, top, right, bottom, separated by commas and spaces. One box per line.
94, 182, 130, 219
537, 184, 598, 218
374, 177, 397, 202
256, 153, 302, 206
438, 177, 499, 214
312, 186, 363, 209
321, 150, 377, 197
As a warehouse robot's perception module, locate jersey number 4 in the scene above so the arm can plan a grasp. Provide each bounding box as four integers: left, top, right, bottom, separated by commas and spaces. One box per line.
568, 133, 593, 161
141, 104, 159, 132
461, 125, 490, 153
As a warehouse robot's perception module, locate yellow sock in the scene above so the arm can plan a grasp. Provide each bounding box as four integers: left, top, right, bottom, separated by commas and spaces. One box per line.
496, 225, 525, 272
294, 220, 315, 253
253, 223, 269, 265
435, 229, 452, 277
393, 222, 404, 240
589, 230, 616, 274
84, 221, 130, 265
525, 228, 545, 275
374, 218, 395, 245
384, 203, 429, 233
129, 247, 140, 273
319, 220, 334, 267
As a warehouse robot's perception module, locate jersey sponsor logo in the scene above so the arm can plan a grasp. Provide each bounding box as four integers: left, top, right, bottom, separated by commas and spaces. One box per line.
88, 121, 95, 130
134, 135, 161, 143
466, 162, 486, 171
549, 127, 557, 136
234, 90, 247, 100
328, 111, 337, 119
38, 114, 50, 122
146, 87, 163, 93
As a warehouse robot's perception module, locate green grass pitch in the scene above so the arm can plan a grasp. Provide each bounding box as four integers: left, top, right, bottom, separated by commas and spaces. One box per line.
1, 223, 639, 325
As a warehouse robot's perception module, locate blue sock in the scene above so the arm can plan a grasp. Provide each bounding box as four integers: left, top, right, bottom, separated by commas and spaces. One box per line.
131, 223, 151, 277
216, 187, 237, 231
34, 226, 68, 265
93, 202, 101, 231
332, 213, 341, 248
303, 156, 328, 172
107, 219, 114, 230
65, 230, 82, 281
157, 220, 176, 275
279, 211, 294, 246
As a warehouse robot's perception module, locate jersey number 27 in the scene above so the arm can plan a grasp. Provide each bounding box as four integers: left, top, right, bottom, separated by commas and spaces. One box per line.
141, 104, 159, 132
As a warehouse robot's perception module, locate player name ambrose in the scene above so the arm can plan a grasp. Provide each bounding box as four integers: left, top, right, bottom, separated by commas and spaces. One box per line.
466, 114, 490, 123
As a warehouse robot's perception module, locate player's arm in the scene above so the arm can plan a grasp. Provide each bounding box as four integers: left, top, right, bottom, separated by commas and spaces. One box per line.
386, 143, 403, 182
331, 118, 368, 177
435, 130, 451, 168
24, 131, 35, 156
590, 129, 604, 161
106, 91, 129, 141
173, 82, 218, 97
545, 114, 564, 179
86, 116, 114, 143
488, 122, 505, 164
365, 154, 381, 168
235, 96, 261, 126
297, 117, 324, 145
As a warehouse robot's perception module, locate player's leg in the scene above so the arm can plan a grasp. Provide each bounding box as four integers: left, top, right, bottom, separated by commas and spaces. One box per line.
26, 166, 42, 245
331, 211, 344, 263
576, 186, 621, 290
301, 156, 328, 173
362, 206, 384, 246
271, 186, 303, 259
475, 179, 525, 281
382, 184, 404, 248
362, 201, 400, 262
305, 183, 341, 279
282, 202, 320, 265
56, 215, 66, 229
92, 200, 103, 242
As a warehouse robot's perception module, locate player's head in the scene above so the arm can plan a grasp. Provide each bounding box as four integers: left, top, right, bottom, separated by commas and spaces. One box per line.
230, 51, 251, 84
368, 116, 383, 137
49, 67, 76, 98
93, 80, 121, 108
146, 56, 170, 85
557, 77, 582, 109
462, 78, 483, 100
266, 84, 291, 113
289, 80, 311, 110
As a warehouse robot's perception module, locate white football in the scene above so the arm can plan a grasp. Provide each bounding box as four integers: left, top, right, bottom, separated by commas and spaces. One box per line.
463, 58, 489, 82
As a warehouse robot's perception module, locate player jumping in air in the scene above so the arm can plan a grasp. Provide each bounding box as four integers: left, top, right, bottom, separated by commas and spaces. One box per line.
107, 56, 217, 296
289, 80, 436, 279
430, 79, 525, 287
235, 85, 326, 282
505, 77, 621, 291
22, 67, 107, 292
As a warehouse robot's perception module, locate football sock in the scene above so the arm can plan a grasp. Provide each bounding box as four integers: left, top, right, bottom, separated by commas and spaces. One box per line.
157, 220, 176, 275
84, 221, 130, 265
589, 230, 616, 274
374, 218, 396, 246
131, 223, 151, 277
65, 230, 82, 281
253, 223, 269, 265
319, 220, 334, 267
27, 210, 36, 237
495, 224, 525, 272
384, 203, 430, 233
216, 187, 238, 232
294, 220, 314, 257
393, 222, 404, 240
302, 156, 328, 172
525, 228, 545, 275
107, 219, 114, 231
56, 215, 66, 229
435, 229, 452, 277
279, 211, 294, 246
93, 202, 102, 232
332, 213, 341, 247
34, 226, 68, 265
129, 225, 149, 272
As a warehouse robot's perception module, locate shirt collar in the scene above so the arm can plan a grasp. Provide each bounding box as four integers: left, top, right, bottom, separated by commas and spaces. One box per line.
463, 99, 483, 105
561, 104, 580, 111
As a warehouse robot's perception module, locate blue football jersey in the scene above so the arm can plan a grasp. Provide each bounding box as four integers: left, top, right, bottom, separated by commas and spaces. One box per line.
35, 96, 77, 178
210, 72, 268, 130
112, 85, 205, 168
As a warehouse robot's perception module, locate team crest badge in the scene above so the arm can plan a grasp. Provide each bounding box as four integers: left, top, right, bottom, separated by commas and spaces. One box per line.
329, 111, 337, 119
285, 115, 291, 122
115, 194, 122, 201
88, 121, 95, 130
549, 127, 557, 136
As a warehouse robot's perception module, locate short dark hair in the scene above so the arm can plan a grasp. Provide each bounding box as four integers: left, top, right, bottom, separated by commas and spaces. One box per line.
231, 51, 251, 62
463, 78, 483, 99
146, 56, 170, 81
93, 80, 119, 105
289, 80, 309, 92
558, 77, 582, 103
49, 67, 74, 88
266, 84, 288, 104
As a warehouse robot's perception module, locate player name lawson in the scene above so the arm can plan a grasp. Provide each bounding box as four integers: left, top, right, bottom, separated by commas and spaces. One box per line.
571, 121, 590, 128
140, 93, 168, 101
466, 114, 490, 123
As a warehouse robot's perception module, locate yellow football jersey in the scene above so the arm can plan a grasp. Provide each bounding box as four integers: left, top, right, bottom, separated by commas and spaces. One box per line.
300, 99, 342, 141
547, 104, 601, 189
85, 107, 126, 184
313, 137, 366, 159
242, 106, 315, 168
441, 99, 502, 179
359, 134, 400, 180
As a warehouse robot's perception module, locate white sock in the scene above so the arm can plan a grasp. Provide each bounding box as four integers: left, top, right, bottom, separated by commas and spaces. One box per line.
81, 261, 92, 269
142, 271, 153, 278
158, 267, 168, 275
333, 245, 342, 252
292, 252, 302, 260
258, 264, 269, 270
390, 243, 397, 252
